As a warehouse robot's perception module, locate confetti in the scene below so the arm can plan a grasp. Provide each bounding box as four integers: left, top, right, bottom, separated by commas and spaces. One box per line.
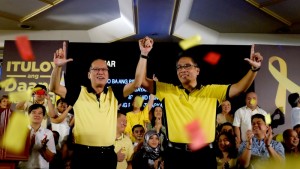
179, 35, 201, 50
15, 35, 35, 61
250, 98, 256, 105
185, 119, 207, 151
8, 90, 32, 103
265, 114, 271, 125
203, 52, 221, 65
1, 111, 30, 154
0, 78, 16, 88
135, 96, 144, 108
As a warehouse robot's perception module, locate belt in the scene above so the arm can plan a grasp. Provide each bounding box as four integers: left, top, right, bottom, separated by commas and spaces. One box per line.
168, 142, 211, 151
74, 144, 114, 151
168, 142, 191, 151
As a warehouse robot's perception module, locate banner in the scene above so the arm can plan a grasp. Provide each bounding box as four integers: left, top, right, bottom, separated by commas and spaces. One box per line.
255, 45, 300, 134
1, 40, 67, 104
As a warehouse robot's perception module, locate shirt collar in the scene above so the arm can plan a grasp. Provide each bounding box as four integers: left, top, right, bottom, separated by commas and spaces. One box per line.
86, 84, 109, 94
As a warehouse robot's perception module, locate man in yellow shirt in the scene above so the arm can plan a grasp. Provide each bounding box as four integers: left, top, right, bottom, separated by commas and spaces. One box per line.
139, 37, 263, 169
49, 38, 152, 169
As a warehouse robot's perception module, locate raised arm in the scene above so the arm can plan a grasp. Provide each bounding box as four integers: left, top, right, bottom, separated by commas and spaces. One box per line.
229, 45, 263, 98
49, 42, 73, 98
123, 37, 153, 97
238, 130, 253, 168
51, 105, 72, 124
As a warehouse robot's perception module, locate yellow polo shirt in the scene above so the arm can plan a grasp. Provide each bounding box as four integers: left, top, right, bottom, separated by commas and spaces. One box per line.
114, 134, 134, 169
155, 81, 229, 143
72, 86, 118, 146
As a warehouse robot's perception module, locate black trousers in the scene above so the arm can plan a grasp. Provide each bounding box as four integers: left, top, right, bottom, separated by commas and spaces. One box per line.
71, 144, 117, 169
164, 143, 216, 169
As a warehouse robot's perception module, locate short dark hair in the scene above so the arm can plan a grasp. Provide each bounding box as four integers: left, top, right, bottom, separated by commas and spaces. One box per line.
293, 124, 300, 130
251, 114, 266, 123
288, 93, 299, 108
56, 98, 67, 106
283, 129, 295, 141
34, 84, 47, 91
28, 104, 46, 116
176, 53, 198, 67
0, 95, 8, 102
132, 124, 144, 133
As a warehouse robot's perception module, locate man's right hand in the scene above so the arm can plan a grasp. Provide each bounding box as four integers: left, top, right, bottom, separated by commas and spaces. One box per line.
139, 36, 153, 56
246, 130, 253, 145
54, 41, 73, 67
116, 148, 126, 162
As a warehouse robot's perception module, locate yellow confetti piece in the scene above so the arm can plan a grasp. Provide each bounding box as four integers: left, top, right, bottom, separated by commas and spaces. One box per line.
121, 147, 126, 153
179, 35, 202, 50
1, 111, 29, 154
250, 98, 256, 105
8, 89, 32, 103
265, 114, 271, 125
31, 87, 42, 92
0, 78, 16, 88
135, 96, 144, 108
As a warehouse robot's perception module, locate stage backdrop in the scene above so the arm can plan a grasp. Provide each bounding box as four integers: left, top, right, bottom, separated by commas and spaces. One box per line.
1, 40, 67, 105
255, 45, 300, 134
3, 40, 298, 135
65, 42, 252, 114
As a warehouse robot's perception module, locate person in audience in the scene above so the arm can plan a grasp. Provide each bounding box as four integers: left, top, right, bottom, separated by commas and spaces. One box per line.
16, 84, 56, 129
132, 130, 164, 169
282, 129, 299, 156
233, 91, 268, 143
217, 100, 234, 126
0, 95, 11, 109
125, 93, 154, 142
140, 36, 263, 169
132, 124, 146, 151
115, 112, 134, 169
238, 114, 285, 169
51, 98, 73, 148
49, 38, 150, 169
288, 93, 300, 128
293, 124, 300, 139
215, 132, 238, 169
18, 104, 56, 169
148, 105, 168, 151
49, 130, 64, 169
218, 122, 235, 136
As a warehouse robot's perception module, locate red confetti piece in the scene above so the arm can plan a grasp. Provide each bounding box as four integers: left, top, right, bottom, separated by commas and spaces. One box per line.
203, 51, 221, 65
185, 119, 208, 151
15, 35, 35, 61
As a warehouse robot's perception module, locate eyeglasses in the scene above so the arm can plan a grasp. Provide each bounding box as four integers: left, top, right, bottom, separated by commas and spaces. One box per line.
176, 64, 198, 71
90, 67, 109, 73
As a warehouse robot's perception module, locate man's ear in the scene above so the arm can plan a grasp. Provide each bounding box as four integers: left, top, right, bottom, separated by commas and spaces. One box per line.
196, 67, 200, 75
88, 72, 91, 79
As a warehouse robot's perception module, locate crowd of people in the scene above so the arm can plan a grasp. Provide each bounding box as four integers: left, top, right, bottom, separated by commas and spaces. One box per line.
0, 36, 300, 169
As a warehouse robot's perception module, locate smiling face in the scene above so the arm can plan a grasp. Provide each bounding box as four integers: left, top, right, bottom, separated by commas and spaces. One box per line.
57, 101, 67, 113
154, 106, 163, 118
251, 117, 268, 136
285, 130, 299, 148
133, 126, 145, 141
0, 98, 9, 108
176, 57, 199, 85
117, 113, 127, 133
148, 134, 160, 148
29, 107, 45, 124
221, 100, 231, 114
88, 59, 109, 88
218, 134, 231, 152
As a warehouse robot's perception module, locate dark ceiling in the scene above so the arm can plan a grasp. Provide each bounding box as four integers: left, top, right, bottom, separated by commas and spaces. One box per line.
0, 0, 299, 42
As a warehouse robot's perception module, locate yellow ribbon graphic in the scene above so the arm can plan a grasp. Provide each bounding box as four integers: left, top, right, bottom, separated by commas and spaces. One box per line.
269, 56, 300, 113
